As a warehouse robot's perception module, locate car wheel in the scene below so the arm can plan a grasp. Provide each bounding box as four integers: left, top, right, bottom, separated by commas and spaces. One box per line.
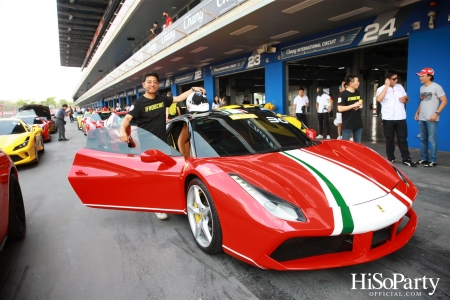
187, 178, 222, 254
8, 173, 26, 242
39, 140, 45, 153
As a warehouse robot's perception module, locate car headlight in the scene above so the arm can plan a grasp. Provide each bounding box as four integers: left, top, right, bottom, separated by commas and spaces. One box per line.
13, 137, 30, 151
392, 165, 410, 188
230, 174, 306, 222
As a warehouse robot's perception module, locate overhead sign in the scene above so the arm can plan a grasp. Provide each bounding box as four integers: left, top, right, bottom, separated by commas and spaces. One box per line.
126, 89, 135, 96
281, 28, 361, 60
206, 0, 247, 16
137, 87, 145, 93
119, 92, 126, 98
211, 58, 247, 75
158, 82, 166, 88
174, 73, 195, 84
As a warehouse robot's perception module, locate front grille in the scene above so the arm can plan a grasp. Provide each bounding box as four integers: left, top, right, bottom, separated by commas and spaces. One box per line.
270, 236, 352, 262
371, 228, 391, 249
9, 155, 23, 162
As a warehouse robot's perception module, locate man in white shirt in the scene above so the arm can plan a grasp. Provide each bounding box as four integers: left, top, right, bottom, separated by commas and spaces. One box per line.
316, 87, 332, 139
292, 87, 309, 126
376, 70, 415, 167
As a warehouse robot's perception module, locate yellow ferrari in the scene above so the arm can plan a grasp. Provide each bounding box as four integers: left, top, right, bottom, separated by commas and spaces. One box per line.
77, 112, 91, 131
0, 118, 45, 165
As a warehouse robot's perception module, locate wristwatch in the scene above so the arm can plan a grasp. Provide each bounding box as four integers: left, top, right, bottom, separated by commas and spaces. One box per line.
435, 111, 440, 115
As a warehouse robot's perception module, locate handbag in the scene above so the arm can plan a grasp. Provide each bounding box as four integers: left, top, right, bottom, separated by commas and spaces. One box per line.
63, 120, 67, 125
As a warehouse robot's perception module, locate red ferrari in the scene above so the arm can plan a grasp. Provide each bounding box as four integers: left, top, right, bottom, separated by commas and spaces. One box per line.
69, 108, 418, 270
83, 112, 111, 135
0, 149, 26, 252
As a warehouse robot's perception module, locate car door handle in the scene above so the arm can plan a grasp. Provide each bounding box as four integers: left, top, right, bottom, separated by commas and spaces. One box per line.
75, 170, 88, 176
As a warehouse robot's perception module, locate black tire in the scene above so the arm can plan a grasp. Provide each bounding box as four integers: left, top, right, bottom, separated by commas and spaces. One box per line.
39, 140, 45, 153
8, 173, 26, 242
34, 144, 39, 164
186, 178, 222, 254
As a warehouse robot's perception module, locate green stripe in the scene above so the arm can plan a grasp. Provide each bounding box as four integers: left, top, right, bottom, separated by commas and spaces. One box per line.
284, 151, 354, 234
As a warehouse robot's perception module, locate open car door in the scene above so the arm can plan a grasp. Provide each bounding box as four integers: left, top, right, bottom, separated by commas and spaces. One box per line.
68, 127, 186, 214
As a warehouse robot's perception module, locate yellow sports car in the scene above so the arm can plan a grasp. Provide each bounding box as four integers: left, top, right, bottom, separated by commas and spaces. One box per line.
77, 112, 91, 131
0, 118, 44, 165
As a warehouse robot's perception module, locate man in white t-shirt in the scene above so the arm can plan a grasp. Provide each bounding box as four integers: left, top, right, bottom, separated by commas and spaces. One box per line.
414, 67, 447, 167
292, 87, 309, 126
376, 70, 415, 167
316, 87, 332, 139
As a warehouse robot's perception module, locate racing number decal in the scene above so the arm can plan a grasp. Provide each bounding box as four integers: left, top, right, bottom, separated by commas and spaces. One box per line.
362, 18, 396, 42
247, 54, 261, 68
194, 70, 202, 80
267, 117, 288, 123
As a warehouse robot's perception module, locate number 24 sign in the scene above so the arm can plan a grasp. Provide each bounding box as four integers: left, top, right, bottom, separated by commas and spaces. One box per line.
362, 18, 396, 43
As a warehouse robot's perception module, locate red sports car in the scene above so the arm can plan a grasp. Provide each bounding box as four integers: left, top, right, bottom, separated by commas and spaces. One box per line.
0, 149, 26, 252
83, 112, 111, 135
69, 108, 418, 270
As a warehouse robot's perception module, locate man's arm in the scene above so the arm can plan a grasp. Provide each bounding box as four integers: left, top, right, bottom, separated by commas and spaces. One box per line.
119, 114, 133, 142
315, 101, 319, 112
376, 79, 390, 102
338, 101, 361, 112
328, 98, 334, 113
173, 87, 206, 103
429, 95, 448, 122
292, 103, 297, 116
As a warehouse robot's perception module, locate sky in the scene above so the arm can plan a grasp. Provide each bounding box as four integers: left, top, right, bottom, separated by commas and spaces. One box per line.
0, 0, 84, 102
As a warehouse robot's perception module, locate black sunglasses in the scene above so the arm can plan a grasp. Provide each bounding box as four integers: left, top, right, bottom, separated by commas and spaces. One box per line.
391, 77, 398, 81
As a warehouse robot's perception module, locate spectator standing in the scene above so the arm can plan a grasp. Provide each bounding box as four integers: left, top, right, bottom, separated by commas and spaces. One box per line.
163, 11, 173, 29
242, 95, 250, 104
116, 102, 122, 112
376, 70, 415, 167
292, 87, 309, 127
335, 82, 346, 140
414, 67, 448, 167
119, 72, 206, 219
55, 104, 69, 141
68, 106, 74, 123
220, 96, 228, 107
316, 87, 332, 139
337, 74, 363, 142
150, 22, 162, 39
212, 96, 221, 109
166, 92, 180, 120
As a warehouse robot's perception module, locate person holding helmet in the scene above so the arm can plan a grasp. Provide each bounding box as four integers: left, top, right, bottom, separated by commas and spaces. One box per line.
119, 71, 206, 220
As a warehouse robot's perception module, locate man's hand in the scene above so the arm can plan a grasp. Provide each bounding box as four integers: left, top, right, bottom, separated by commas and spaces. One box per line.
414, 113, 419, 121
119, 132, 129, 143
385, 78, 391, 86
399, 96, 408, 103
353, 101, 362, 110
429, 113, 438, 122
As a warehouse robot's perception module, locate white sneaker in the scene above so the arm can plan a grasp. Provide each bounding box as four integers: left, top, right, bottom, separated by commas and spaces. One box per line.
155, 212, 168, 220
326, 135, 331, 139
316, 135, 323, 139
337, 136, 342, 140
349, 137, 354, 141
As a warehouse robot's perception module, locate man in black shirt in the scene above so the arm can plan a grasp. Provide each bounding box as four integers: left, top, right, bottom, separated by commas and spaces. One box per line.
337, 74, 363, 142
119, 71, 206, 220
150, 22, 162, 38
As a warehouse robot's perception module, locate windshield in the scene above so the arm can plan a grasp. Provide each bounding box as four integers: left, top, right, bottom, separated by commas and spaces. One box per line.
91, 112, 111, 121
16, 116, 42, 125
0, 120, 27, 135
16, 110, 36, 116
191, 111, 311, 157
85, 127, 181, 157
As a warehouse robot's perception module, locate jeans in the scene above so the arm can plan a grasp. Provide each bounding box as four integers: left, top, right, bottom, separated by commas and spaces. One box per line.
317, 113, 330, 136
296, 113, 308, 127
419, 120, 438, 162
382, 119, 410, 161
342, 128, 362, 143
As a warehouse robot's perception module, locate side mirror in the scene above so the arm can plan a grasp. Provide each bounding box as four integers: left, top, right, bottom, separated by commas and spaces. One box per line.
140, 149, 176, 166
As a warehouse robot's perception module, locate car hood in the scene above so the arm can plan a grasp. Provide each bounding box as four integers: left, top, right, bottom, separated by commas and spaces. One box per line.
0, 134, 30, 149
19, 105, 51, 120
206, 141, 400, 209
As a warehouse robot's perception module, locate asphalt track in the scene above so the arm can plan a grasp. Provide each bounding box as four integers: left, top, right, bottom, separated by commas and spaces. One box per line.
0, 122, 449, 300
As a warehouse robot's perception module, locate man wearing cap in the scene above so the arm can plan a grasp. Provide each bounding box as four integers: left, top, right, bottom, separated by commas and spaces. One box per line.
119, 71, 206, 220
414, 67, 447, 167
376, 70, 415, 167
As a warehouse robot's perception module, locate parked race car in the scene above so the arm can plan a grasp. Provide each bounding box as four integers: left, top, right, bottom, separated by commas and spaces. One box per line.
0, 118, 44, 165
15, 115, 51, 142
19, 104, 56, 133
82, 112, 111, 135
77, 112, 91, 131
0, 149, 26, 252
69, 108, 418, 270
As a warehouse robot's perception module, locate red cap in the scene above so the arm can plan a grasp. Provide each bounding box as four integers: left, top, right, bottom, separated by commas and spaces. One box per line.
416, 67, 434, 76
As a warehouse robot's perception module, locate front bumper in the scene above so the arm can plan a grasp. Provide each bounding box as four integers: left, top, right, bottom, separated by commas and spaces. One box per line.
241, 209, 417, 270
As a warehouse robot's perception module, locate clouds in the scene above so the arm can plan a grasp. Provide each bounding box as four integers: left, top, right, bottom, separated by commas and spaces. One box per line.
0, 0, 82, 101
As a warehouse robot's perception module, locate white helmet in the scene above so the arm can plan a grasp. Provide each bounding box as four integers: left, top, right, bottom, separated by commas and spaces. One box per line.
186, 91, 209, 113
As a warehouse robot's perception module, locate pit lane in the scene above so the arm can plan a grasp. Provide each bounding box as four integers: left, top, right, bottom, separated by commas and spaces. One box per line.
0, 122, 449, 299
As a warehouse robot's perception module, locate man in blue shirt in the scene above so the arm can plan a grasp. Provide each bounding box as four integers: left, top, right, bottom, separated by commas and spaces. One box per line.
55, 104, 69, 141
